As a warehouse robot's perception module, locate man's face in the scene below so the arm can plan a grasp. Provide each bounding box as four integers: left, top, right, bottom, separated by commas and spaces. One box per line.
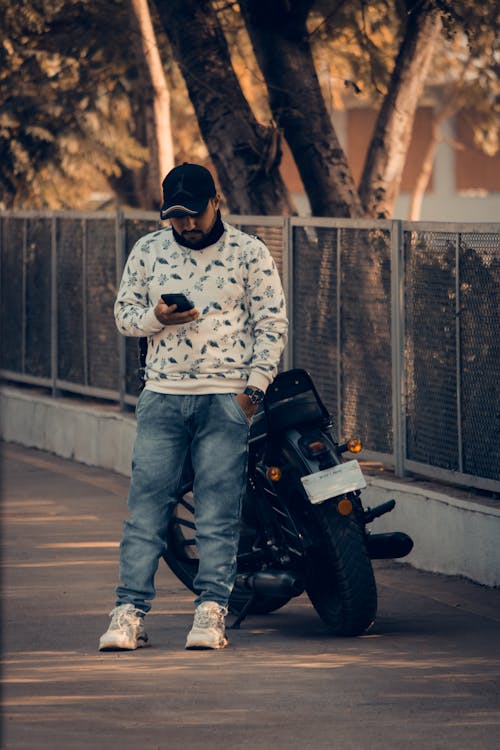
169, 196, 220, 248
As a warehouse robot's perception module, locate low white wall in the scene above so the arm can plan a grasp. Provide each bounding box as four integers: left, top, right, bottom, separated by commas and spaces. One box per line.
364, 478, 500, 588
2, 385, 499, 587
0, 386, 136, 477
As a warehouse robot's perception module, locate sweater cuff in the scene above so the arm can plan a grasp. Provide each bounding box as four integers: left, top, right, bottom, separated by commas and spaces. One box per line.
143, 307, 164, 334
247, 371, 273, 393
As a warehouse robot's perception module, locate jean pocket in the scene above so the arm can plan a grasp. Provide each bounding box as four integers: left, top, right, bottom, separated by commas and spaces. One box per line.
228, 394, 253, 425
135, 388, 159, 419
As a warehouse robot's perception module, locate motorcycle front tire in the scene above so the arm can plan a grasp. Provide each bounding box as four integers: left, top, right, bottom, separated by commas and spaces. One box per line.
304, 499, 377, 636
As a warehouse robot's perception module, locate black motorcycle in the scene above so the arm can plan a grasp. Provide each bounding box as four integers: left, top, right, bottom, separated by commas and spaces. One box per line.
163, 368, 413, 636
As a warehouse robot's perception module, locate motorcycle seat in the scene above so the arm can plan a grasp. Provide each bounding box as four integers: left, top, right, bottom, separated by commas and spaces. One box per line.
249, 393, 325, 441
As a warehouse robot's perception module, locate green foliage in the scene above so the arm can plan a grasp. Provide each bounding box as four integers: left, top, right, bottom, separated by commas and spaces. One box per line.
1, 0, 498, 209
307, 0, 401, 104
0, 0, 147, 208
436, 0, 499, 155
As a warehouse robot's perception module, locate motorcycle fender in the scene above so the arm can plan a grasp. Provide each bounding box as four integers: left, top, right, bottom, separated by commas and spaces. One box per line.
279, 427, 331, 475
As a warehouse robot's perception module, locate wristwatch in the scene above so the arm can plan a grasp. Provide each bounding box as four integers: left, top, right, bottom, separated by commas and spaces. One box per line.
243, 386, 265, 405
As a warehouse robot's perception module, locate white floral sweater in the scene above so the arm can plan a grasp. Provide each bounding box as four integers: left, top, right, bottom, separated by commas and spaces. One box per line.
114, 222, 288, 395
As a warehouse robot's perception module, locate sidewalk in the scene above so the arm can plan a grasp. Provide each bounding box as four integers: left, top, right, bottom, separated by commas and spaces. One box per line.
2, 442, 500, 750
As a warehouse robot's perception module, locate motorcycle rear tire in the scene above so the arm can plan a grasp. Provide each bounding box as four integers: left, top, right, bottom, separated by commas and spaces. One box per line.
305, 501, 377, 636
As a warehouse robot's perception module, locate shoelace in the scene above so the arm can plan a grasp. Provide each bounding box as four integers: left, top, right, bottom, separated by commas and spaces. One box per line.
110, 606, 143, 629
194, 606, 227, 629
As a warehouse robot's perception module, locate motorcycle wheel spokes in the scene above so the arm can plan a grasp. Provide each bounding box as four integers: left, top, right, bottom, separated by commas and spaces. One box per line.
163, 486, 293, 617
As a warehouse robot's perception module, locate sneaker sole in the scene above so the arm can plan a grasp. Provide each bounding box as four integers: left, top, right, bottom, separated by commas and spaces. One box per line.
185, 635, 228, 650
98, 636, 150, 652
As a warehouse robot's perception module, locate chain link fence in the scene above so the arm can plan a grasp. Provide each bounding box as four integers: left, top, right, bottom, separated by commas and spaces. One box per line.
1, 210, 498, 492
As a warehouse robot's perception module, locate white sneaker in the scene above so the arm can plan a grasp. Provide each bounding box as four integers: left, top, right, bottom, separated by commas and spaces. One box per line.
185, 601, 228, 650
98, 604, 149, 651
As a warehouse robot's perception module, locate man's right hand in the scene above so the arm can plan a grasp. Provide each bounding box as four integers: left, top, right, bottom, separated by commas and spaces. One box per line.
154, 299, 200, 326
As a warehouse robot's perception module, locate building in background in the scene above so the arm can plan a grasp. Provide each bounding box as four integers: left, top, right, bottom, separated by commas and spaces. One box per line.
281, 106, 500, 221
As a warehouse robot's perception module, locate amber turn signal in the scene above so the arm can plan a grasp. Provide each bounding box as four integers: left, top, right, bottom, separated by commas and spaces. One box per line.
266, 466, 282, 482
308, 440, 326, 453
347, 438, 363, 453
337, 498, 353, 516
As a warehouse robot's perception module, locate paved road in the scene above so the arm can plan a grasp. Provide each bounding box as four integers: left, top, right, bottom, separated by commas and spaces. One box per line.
2, 442, 500, 750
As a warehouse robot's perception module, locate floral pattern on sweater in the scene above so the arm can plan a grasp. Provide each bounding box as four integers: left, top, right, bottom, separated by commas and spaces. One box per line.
114, 222, 288, 394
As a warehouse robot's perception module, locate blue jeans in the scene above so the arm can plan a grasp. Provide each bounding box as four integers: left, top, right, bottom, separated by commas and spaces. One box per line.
115, 390, 250, 612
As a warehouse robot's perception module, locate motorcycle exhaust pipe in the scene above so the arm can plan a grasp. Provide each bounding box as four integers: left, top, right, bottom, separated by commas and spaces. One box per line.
366, 531, 414, 559
235, 570, 305, 598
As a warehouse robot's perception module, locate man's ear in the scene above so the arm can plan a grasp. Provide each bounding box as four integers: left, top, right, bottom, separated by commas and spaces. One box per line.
212, 193, 221, 210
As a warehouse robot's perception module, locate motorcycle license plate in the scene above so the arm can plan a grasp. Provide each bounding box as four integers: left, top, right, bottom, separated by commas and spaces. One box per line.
300, 460, 366, 505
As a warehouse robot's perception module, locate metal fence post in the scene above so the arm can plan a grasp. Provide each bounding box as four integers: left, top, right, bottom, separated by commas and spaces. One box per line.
81, 218, 89, 386
281, 216, 294, 370
115, 210, 126, 410
21, 219, 27, 375
50, 215, 59, 397
391, 220, 405, 476
455, 232, 464, 473
336, 227, 343, 438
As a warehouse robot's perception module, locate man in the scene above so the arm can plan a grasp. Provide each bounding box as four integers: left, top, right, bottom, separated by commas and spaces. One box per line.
99, 163, 288, 651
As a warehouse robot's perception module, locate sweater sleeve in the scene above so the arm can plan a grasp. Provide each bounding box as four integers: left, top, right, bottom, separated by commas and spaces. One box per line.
114, 239, 164, 338
245, 239, 288, 392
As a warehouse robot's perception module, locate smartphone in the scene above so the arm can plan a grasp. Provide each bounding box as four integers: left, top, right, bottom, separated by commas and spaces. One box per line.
161, 293, 195, 312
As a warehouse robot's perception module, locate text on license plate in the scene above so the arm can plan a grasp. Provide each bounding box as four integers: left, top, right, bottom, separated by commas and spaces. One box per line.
300, 460, 366, 505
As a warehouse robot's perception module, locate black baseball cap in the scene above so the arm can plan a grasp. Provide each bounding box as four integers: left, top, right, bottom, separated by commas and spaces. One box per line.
160, 163, 216, 220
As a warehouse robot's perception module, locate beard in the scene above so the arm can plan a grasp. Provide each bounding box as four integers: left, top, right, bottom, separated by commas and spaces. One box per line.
172, 210, 225, 250
180, 230, 206, 248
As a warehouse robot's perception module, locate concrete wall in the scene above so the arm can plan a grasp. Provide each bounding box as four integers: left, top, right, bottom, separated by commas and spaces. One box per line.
366, 478, 500, 588
2, 385, 499, 587
0, 386, 136, 477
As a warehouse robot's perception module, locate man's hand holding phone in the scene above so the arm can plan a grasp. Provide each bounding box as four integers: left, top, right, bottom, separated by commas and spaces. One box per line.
155, 293, 199, 325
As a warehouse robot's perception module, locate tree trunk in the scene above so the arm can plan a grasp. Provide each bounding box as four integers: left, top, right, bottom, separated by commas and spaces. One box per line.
154, 0, 294, 215
238, 1, 393, 442
130, 0, 174, 185
408, 120, 440, 220
359, 5, 442, 218
240, 0, 363, 218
